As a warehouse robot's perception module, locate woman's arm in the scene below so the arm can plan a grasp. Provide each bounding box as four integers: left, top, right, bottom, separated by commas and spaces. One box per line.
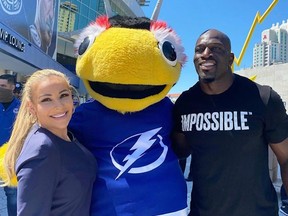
16, 142, 60, 216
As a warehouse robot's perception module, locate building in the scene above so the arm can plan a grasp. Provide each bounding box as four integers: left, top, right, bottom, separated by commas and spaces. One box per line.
253, 19, 288, 67
0, 0, 146, 96
58, 0, 146, 33
58, 1, 78, 32
137, 0, 150, 6
167, 93, 180, 103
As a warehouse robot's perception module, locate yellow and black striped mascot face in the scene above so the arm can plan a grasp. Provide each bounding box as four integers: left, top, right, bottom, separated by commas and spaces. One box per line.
75, 15, 186, 113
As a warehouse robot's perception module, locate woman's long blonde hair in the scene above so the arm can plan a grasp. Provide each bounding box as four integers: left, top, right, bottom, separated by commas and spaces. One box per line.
3, 69, 71, 185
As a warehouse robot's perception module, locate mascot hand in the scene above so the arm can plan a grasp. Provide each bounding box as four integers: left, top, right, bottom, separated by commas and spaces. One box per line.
0, 143, 17, 187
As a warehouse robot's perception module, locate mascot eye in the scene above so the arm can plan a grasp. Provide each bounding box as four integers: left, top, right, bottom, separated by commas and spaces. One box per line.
159, 41, 177, 66
78, 36, 93, 56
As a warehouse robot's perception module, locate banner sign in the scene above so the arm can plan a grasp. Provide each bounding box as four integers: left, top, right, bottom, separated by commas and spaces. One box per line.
0, 0, 59, 57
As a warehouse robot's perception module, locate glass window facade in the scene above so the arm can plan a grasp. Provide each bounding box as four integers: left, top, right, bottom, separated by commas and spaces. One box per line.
58, 0, 105, 32
58, 0, 144, 32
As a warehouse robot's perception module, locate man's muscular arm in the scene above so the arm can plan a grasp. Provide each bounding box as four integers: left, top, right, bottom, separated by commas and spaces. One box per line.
171, 132, 191, 159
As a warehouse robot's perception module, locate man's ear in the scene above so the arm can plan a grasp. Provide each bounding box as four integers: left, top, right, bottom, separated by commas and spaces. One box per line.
11, 84, 15, 91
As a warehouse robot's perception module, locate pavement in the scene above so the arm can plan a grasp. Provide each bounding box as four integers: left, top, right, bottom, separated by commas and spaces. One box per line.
0, 156, 284, 216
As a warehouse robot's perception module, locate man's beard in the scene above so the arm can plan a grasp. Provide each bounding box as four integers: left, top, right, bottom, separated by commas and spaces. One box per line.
201, 77, 215, 83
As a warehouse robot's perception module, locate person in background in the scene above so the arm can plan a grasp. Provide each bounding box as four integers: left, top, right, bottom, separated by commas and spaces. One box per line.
71, 85, 80, 108
172, 29, 288, 216
3, 69, 96, 215
0, 74, 20, 216
13, 82, 23, 100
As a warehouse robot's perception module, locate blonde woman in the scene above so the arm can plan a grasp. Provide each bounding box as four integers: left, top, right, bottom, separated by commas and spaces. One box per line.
3, 69, 97, 216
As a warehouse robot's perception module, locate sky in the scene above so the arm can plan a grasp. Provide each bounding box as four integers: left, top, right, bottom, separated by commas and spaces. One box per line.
142, 0, 288, 94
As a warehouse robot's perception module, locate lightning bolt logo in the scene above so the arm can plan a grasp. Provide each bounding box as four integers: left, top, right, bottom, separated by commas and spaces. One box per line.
233, 0, 278, 68
110, 127, 168, 180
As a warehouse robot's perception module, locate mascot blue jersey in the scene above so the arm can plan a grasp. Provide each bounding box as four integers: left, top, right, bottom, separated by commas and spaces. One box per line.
69, 97, 187, 216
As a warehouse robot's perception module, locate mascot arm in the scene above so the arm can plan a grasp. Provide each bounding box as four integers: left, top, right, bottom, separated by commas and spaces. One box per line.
0, 143, 18, 187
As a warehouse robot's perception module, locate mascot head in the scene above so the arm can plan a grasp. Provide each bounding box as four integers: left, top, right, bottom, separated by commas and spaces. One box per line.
74, 4, 186, 113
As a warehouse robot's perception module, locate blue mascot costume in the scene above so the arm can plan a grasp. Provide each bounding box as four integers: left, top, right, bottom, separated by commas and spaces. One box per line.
70, 1, 188, 215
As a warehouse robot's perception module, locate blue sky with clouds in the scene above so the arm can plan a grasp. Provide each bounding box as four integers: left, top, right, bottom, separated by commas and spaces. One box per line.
142, 0, 288, 93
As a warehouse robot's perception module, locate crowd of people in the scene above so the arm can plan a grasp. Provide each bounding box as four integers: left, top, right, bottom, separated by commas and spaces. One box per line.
0, 23, 287, 216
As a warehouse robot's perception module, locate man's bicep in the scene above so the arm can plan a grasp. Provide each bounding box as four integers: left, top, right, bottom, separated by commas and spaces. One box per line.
270, 137, 288, 166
